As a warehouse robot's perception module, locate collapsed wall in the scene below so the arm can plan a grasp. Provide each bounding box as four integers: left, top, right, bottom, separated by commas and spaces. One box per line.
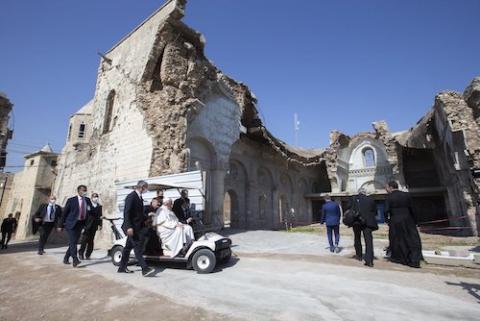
54, 0, 328, 236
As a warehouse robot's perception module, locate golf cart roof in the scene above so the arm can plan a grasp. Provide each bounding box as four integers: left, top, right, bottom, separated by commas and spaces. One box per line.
124, 183, 197, 191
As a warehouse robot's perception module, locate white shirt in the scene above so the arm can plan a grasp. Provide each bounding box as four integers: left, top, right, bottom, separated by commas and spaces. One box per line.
43, 204, 56, 222
136, 190, 144, 203
77, 195, 86, 220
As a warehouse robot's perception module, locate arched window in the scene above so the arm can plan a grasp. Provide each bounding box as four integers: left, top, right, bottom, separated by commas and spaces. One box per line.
363, 147, 376, 167
67, 124, 72, 141
103, 90, 115, 134
78, 123, 86, 138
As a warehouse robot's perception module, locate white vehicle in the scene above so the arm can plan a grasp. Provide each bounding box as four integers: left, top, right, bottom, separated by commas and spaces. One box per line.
107, 171, 232, 274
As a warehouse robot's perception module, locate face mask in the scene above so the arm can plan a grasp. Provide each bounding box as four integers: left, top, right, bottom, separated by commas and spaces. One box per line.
92, 197, 99, 203
49, 200, 56, 205
81, 191, 88, 197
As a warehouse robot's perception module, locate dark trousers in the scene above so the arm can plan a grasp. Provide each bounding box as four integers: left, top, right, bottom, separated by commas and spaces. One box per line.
79, 229, 97, 258
118, 235, 148, 271
64, 222, 84, 260
326, 225, 340, 248
353, 225, 374, 264
38, 223, 55, 252
1, 231, 12, 248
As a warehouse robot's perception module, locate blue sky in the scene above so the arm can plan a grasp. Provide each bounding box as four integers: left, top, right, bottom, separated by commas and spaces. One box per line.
1, 0, 479, 171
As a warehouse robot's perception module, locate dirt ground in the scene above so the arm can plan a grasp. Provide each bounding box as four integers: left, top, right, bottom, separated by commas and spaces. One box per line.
1, 231, 479, 321
0, 244, 237, 321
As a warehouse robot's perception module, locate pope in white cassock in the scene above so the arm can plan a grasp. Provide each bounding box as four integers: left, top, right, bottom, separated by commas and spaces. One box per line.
155, 198, 194, 257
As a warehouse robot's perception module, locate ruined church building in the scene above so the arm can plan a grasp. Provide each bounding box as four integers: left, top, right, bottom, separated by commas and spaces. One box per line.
54, 0, 480, 236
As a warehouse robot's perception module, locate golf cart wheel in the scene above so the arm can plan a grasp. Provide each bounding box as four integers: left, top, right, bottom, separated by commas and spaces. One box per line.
192, 249, 216, 274
111, 245, 124, 266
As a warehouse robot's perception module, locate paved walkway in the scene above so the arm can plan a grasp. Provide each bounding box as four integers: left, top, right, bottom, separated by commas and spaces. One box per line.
1, 231, 479, 321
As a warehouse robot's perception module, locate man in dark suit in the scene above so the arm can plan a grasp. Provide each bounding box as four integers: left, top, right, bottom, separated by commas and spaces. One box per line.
78, 193, 103, 260
349, 188, 378, 267
58, 185, 92, 267
172, 189, 192, 225
33, 195, 63, 255
320, 195, 342, 253
1, 213, 17, 249
117, 180, 154, 277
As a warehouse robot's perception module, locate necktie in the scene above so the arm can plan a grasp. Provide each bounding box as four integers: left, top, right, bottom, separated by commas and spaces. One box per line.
49, 206, 54, 221
80, 198, 85, 220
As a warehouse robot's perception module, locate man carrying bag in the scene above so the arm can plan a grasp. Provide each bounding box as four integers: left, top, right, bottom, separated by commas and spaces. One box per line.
344, 188, 378, 267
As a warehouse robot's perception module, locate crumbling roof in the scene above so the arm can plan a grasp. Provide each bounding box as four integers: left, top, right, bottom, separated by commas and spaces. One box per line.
394, 108, 435, 149
221, 74, 326, 166
245, 125, 326, 166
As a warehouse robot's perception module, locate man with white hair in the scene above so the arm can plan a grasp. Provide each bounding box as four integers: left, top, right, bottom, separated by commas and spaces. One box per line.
155, 198, 194, 257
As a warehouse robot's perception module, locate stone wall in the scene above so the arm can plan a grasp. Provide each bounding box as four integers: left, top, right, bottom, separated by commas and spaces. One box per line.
51, 1, 480, 237
225, 137, 328, 229
430, 90, 480, 235
6, 151, 57, 240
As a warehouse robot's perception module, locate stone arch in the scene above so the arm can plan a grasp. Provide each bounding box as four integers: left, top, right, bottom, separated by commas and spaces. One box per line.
224, 158, 248, 228
362, 146, 376, 167
279, 173, 294, 195
348, 139, 389, 170
297, 178, 309, 223
257, 167, 274, 226
257, 167, 274, 188
187, 137, 217, 224
187, 136, 216, 171
278, 173, 294, 226
278, 194, 289, 224
223, 189, 238, 228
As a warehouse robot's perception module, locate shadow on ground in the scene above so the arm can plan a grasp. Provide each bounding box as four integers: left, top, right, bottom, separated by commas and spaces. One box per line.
446, 281, 480, 303
0, 241, 66, 255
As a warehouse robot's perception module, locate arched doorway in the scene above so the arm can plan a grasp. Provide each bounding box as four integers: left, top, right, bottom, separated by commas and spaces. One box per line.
224, 157, 248, 228
223, 190, 238, 228
279, 195, 289, 225
257, 167, 274, 229
187, 137, 216, 225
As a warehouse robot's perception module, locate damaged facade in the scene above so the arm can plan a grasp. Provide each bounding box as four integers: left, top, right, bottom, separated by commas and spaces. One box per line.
319, 79, 480, 236
53, 0, 330, 240
51, 0, 480, 240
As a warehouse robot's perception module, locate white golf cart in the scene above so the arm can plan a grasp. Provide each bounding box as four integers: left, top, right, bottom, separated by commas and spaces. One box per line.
107, 171, 232, 274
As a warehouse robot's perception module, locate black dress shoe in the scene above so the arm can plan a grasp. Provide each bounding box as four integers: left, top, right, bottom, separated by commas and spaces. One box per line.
37, 251, 44, 255
63, 259, 70, 265
79, 253, 85, 260
73, 258, 81, 267
142, 267, 155, 277
117, 268, 134, 274
364, 262, 374, 268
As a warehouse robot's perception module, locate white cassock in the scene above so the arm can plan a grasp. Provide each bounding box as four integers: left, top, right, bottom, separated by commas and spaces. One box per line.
155, 206, 194, 257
